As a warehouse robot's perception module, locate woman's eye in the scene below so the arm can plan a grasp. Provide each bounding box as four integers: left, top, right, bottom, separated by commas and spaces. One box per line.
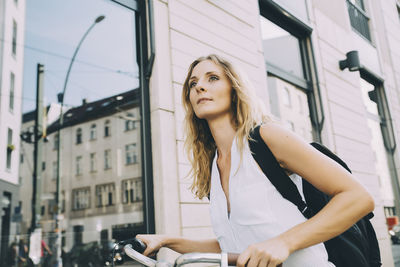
209, 75, 219, 81
189, 81, 197, 88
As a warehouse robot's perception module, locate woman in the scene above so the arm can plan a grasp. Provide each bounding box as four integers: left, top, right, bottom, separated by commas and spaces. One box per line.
137, 54, 374, 267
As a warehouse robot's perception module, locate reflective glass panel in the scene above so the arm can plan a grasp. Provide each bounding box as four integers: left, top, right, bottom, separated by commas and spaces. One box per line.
260, 16, 304, 80
12, 1, 145, 266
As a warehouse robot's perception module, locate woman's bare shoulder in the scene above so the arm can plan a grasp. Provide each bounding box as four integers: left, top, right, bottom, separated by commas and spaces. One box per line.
259, 122, 309, 163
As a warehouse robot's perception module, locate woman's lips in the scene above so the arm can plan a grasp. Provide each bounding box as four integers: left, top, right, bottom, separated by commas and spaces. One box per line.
197, 98, 212, 104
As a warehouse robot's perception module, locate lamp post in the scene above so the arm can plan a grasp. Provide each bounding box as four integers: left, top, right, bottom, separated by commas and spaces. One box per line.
54, 15, 105, 266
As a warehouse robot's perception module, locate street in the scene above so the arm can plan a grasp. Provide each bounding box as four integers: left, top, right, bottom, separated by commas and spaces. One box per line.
393, 244, 400, 267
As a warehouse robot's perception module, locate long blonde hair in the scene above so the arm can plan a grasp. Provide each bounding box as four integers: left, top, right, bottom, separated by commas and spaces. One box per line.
182, 54, 269, 199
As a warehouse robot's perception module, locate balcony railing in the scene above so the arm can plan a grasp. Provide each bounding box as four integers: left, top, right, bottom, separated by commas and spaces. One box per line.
347, 0, 371, 42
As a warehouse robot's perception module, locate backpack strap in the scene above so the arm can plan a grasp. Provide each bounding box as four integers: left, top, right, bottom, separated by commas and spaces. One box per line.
249, 125, 313, 219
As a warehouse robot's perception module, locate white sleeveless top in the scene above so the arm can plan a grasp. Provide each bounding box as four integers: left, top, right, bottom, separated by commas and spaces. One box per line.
209, 137, 335, 267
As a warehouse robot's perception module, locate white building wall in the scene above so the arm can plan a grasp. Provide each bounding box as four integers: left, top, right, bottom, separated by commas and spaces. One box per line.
150, 0, 270, 247
0, 0, 25, 184
150, 0, 400, 266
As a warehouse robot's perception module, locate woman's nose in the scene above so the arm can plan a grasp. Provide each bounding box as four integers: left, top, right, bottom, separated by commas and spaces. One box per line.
195, 82, 206, 92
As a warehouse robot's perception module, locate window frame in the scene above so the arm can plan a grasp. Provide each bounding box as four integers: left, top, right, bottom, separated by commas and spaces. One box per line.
71, 187, 91, 211
125, 143, 138, 165
104, 120, 111, 137
346, 0, 372, 43
76, 128, 82, 144
95, 183, 116, 207
90, 152, 97, 172
104, 149, 112, 170
259, 0, 324, 141
90, 124, 97, 140
359, 69, 400, 216
75, 156, 82, 176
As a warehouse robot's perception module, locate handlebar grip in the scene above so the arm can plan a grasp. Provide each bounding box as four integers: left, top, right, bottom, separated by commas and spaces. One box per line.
227, 253, 282, 267
119, 238, 147, 253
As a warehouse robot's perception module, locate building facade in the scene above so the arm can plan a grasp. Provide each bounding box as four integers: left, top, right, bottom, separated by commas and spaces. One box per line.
8, 0, 400, 266
0, 0, 25, 263
19, 90, 144, 250
148, 0, 400, 266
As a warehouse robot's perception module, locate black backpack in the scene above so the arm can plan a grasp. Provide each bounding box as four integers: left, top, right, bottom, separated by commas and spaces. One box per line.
248, 125, 381, 267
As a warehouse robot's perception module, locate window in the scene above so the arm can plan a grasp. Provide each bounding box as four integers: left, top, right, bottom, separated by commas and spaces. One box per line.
90, 124, 97, 140
122, 179, 142, 204
52, 161, 58, 180
397, 2, 400, 22
104, 149, 111, 169
95, 183, 115, 207
104, 120, 111, 137
125, 113, 136, 131
6, 128, 13, 169
72, 188, 90, 210
42, 162, 46, 171
76, 156, 82, 175
48, 199, 56, 216
76, 128, 82, 144
360, 78, 395, 212
20, 153, 23, 163
90, 153, 97, 172
12, 20, 17, 56
282, 87, 291, 107
53, 133, 59, 150
9, 72, 15, 112
125, 143, 138, 164
260, 11, 318, 142
347, 0, 371, 41
73, 225, 84, 245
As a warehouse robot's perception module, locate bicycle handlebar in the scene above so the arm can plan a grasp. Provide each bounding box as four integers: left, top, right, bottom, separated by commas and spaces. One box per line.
123, 238, 281, 267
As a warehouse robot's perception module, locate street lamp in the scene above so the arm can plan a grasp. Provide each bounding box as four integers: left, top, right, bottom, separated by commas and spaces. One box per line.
54, 15, 105, 265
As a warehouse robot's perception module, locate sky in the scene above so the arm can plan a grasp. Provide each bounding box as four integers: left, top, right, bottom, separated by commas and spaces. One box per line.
23, 0, 139, 112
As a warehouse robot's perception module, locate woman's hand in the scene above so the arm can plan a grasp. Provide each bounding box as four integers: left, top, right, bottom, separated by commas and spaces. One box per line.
237, 237, 289, 267
135, 234, 168, 256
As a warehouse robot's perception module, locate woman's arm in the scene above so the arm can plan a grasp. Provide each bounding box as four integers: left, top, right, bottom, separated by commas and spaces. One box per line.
238, 122, 374, 267
136, 234, 221, 256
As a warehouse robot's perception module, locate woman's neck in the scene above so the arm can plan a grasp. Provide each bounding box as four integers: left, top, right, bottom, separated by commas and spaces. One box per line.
207, 115, 236, 158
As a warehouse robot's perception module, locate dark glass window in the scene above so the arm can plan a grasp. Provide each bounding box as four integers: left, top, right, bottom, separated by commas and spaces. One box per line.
96, 183, 115, 207
6, 128, 13, 169
76, 128, 82, 144
12, 20, 17, 55
53, 133, 59, 150
104, 120, 110, 137
90, 124, 96, 140
125, 113, 136, 131
10, 72, 15, 111
347, 0, 371, 41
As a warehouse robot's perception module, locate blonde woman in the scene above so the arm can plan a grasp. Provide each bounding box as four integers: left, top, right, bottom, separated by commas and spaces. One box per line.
136, 54, 374, 267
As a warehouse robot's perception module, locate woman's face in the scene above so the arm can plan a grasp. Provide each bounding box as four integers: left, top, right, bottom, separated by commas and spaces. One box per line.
188, 60, 233, 120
